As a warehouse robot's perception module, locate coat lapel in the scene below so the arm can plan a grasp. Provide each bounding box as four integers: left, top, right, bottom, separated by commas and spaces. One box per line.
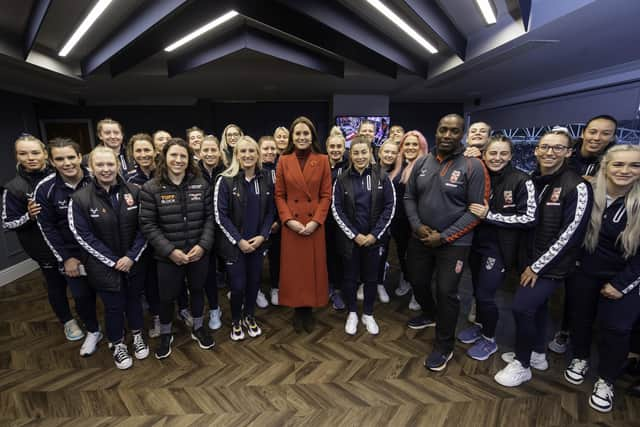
289, 154, 312, 199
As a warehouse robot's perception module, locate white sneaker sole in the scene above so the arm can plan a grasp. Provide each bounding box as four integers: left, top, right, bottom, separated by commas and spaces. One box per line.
589, 397, 612, 413
155, 336, 174, 360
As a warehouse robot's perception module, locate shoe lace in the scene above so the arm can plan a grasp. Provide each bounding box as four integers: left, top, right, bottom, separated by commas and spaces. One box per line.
594, 380, 613, 398
113, 344, 129, 362
570, 359, 588, 372
133, 334, 146, 352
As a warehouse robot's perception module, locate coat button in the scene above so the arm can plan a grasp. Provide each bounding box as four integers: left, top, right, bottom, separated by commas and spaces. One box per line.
307, 198, 311, 202
308, 213, 312, 217
294, 199, 298, 203
294, 213, 299, 218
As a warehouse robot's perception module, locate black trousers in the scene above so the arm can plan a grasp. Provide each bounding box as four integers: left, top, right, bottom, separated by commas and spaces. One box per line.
156, 255, 209, 325
407, 237, 469, 354
567, 269, 602, 359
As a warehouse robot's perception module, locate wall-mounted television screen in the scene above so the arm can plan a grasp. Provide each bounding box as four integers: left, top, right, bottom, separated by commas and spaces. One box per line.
335, 115, 390, 147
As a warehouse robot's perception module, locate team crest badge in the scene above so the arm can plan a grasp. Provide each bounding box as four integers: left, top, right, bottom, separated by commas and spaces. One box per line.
485, 257, 496, 270
503, 191, 513, 205
450, 170, 461, 183
550, 187, 562, 202
124, 193, 134, 207
455, 260, 464, 274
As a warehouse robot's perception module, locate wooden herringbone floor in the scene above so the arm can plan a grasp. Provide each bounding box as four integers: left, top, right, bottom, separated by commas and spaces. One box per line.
1, 269, 640, 427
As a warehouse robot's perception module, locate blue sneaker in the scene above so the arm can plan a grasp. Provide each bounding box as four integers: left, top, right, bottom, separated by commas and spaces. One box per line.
331, 289, 346, 310
467, 337, 498, 361
407, 315, 436, 330
425, 350, 453, 372
457, 325, 482, 344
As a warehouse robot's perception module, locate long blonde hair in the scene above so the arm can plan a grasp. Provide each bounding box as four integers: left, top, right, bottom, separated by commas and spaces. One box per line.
584, 144, 640, 258
220, 136, 262, 178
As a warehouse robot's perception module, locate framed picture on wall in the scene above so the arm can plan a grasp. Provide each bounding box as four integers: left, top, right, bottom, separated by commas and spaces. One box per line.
39, 119, 96, 155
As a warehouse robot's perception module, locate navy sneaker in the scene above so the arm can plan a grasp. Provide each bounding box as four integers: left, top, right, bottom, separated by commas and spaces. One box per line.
457, 325, 482, 344
332, 290, 346, 310
467, 337, 498, 361
407, 315, 436, 330
425, 351, 453, 372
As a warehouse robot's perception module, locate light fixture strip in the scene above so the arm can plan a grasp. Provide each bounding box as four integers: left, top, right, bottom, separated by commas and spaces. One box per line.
58, 0, 113, 57
366, 0, 438, 54
164, 10, 239, 52
476, 0, 497, 25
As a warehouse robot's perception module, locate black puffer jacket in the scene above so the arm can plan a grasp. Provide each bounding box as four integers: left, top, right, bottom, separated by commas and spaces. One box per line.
139, 172, 214, 262
69, 177, 146, 291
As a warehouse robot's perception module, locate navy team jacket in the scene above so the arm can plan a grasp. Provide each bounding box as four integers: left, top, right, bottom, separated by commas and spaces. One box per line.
34, 168, 93, 263
581, 196, 640, 295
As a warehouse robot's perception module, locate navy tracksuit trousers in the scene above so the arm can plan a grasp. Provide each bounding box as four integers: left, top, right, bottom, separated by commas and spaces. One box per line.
343, 245, 383, 315
96, 273, 144, 343
226, 249, 266, 322
513, 277, 561, 368
469, 249, 506, 339
597, 289, 640, 384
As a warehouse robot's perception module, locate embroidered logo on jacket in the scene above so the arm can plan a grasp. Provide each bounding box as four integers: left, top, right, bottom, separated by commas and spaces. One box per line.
450, 170, 461, 183
189, 192, 203, 202
160, 194, 176, 204
455, 260, 464, 274
124, 193, 134, 207
503, 190, 515, 208
90, 208, 99, 218
547, 187, 562, 206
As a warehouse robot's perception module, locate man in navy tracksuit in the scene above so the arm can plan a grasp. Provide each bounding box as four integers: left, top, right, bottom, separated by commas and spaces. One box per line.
34, 138, 100, 357
404, 114, 489, 371
494, 128, 593, 387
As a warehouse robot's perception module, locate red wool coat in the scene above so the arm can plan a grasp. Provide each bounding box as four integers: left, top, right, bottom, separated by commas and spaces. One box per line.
275, 152, 332, 307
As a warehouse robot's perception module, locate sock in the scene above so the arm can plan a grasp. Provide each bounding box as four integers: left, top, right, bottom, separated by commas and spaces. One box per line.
193, 316, 203, 330
160, 323, 172, 335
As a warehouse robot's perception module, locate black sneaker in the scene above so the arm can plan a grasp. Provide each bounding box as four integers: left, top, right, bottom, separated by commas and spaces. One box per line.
424, 350, 453, 372
155, 334, 174, 360
407, 315, 436, 330
191, 327, 215, 349
302, 311, 316, 333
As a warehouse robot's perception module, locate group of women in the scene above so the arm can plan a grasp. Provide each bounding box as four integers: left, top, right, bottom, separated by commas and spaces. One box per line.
2, 114, 639, 414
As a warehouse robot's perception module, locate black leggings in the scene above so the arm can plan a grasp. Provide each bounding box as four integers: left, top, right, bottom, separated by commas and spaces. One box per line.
156, 255, 209, 325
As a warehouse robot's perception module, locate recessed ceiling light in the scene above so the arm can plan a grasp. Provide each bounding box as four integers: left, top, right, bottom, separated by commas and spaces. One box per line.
366, 0, 438, 54
476, 0, 497, 25
59, 0, 113, 57
164, 10, 239, 52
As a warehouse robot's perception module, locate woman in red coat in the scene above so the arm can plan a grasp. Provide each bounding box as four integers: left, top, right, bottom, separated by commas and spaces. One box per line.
275, 116, 332, 332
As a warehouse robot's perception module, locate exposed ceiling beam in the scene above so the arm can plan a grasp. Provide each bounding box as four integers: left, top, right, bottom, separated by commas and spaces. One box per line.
402, 0, 466, 60
519, 0, 532, 31
277, 0, 428, 77
167, 24, 344, 78
23, 0, 52, 59
240, 2, 398, 78
107, 0, 242, 77
82, 0, 191, 76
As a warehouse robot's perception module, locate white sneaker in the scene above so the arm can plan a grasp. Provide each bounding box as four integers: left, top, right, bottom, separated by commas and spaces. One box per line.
208, 308, 222, 330
148, 315, 161, 338
408, 294, 421, 311
361, 314, 379, 335
565, 358, 589, 385
377, 285, 390, 303
494, 360, 532, 387
345, 312, 358, 335
64, 319, 85, 341
501, 351, 549, 371
356, 284, 364, 301
80, 330, 103, 357
256, 290, 269, 308
395, 274, 411, 296
270, 288, 279, 306
132, 332, 149, 360
111, 342, 133, 370
589, 378, 614, 413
